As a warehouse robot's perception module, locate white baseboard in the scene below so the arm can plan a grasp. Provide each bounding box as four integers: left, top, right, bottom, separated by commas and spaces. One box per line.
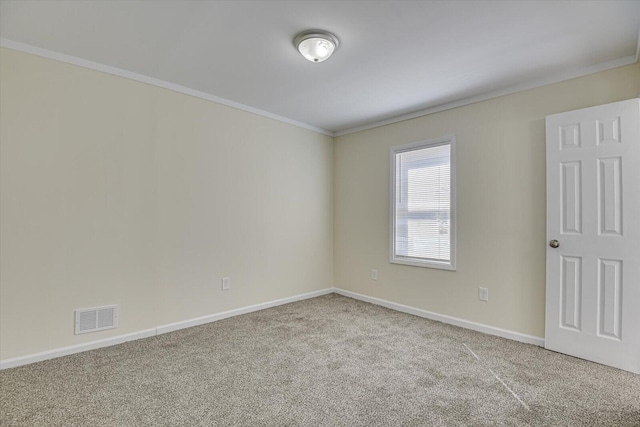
333, 288, 545, 347
156, 288, 334, 335
0, 328, 157, 370
0, 288, 334, 370
1, 287, 543, 370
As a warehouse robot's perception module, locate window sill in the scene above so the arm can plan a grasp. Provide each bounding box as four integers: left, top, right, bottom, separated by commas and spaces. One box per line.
390, 256, 456, 271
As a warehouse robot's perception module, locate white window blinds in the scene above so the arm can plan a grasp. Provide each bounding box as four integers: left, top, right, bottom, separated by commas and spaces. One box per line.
391, 137, 455, 270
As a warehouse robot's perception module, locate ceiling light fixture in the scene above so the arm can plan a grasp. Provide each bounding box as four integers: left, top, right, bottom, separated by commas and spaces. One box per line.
294, 30, 339, 63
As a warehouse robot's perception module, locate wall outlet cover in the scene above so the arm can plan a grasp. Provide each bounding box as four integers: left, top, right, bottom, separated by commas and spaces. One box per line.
222, 277, 231, 290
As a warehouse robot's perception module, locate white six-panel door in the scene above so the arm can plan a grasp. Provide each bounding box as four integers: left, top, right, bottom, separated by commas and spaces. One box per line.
545, 98, 640, 374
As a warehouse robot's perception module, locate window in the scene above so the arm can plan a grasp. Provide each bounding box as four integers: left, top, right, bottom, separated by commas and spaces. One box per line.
390, 136, 456, 270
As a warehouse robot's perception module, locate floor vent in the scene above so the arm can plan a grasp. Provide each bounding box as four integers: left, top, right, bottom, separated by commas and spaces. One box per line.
75, 305, 118, 335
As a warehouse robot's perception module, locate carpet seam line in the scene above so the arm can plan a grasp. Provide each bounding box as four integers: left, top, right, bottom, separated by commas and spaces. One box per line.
488, 368, 531, 411
463, 343, 531, 412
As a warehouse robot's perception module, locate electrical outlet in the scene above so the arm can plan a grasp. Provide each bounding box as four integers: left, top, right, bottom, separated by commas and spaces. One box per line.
222, 277, 231, 291
371, 269, 378, 280
479, 287, 489, 302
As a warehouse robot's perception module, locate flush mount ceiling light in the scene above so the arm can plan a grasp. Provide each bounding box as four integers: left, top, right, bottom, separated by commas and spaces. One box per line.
294, 29, 340, 63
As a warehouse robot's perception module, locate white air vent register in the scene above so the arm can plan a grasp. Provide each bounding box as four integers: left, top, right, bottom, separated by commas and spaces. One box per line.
75, 305, 118, 335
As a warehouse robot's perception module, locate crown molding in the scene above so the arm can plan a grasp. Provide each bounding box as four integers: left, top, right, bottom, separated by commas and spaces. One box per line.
2, 35, 638, 140
334, 53, 639, 137
0, 38, 334, 137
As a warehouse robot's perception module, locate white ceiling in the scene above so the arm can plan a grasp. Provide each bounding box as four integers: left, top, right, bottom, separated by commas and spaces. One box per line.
1, 1, 639, 134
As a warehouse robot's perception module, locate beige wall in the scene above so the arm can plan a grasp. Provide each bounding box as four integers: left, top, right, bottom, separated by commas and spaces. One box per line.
334, 63, 640, 338
1, 46, 639, 362
0, 48, 334, 360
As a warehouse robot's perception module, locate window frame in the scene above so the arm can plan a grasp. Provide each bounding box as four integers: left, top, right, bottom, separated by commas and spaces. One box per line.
389, 135, 457, 270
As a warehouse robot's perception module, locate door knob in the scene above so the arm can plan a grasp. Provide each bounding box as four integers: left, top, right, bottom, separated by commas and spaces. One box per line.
549, 239, 560, 248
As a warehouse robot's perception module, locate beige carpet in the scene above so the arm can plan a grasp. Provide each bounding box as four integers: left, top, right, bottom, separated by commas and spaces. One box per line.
1, 294, 639, 426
